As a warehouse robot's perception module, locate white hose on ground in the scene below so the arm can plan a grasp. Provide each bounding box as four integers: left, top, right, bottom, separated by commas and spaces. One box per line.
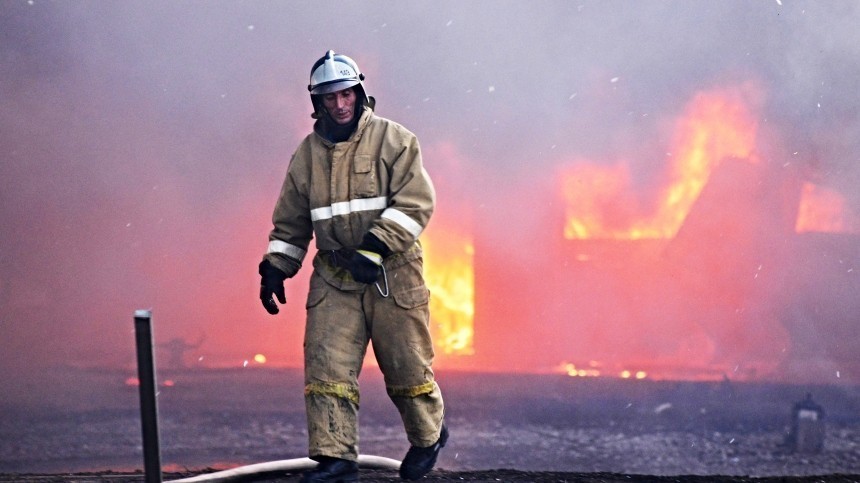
166, 454, 402, 483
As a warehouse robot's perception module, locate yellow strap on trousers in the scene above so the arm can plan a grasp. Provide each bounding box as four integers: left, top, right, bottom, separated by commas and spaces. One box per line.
386, 381, 437, 398
305, 381, 360, 405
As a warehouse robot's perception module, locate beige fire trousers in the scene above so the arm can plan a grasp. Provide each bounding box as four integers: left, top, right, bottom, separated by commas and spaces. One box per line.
302, 252, 445, 461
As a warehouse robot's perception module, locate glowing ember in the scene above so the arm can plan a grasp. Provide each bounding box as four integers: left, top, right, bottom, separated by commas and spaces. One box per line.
559, 361, 601, 378
795, 182, 858, 234
125, 377, 139, 386
558, 362, 652, 380
619, 370, 647, 380
422, 228, 475, 355
562, 88, 758, 240
254, 353, 267, 364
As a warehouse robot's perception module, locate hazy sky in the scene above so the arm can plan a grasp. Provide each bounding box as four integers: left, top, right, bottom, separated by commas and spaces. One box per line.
2, 1, 859, 386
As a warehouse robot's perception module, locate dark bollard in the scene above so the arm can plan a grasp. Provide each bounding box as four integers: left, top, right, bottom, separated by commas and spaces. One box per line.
786, 393, 825, 454
134, 309, 163, 483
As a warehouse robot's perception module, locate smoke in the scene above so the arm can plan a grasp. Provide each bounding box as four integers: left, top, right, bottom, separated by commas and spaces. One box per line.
1, 1, 859, 388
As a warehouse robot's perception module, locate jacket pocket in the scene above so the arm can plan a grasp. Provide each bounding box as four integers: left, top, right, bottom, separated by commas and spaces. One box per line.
306, 287, 327, 309
393, 285, 430, 310
353, 154, 377, 197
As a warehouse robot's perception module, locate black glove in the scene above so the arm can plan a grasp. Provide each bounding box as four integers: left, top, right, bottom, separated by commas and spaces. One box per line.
259, 259, 287, 315
348, 233, 391, 284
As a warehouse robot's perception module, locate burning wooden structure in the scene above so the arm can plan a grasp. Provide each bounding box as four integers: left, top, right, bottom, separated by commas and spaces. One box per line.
423, 87, 860, 383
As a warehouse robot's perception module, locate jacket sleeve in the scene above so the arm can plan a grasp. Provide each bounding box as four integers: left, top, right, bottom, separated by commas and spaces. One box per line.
263, 151, 314, 278
369, 132, 436, 254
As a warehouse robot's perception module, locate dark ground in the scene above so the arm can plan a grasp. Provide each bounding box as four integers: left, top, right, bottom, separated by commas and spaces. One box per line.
2, 367, 860, 482
3, 469, 860, 482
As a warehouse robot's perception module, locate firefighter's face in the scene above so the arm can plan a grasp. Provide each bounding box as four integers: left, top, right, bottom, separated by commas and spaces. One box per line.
322, 87, 356, 125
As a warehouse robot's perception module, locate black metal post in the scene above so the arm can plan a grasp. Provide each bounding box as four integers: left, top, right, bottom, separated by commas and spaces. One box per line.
134, 309, 163, 483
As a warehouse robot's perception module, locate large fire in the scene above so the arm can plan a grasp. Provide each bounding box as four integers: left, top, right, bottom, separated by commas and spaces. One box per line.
552, 86, 790, 381
562, 88, 759, 240
422, 227, 475, 356
427, 87, 772, 377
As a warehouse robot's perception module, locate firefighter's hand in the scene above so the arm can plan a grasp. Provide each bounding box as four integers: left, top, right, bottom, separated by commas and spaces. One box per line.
259, 260, 287, 315
349, 250, 382, 284
349, 233, 391, 284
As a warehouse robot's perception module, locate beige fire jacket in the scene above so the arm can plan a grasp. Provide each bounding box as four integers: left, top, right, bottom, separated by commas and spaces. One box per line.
264, 105, 435, 289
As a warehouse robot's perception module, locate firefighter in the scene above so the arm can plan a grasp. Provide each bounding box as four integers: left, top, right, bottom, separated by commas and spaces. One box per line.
258, 50, 447, 482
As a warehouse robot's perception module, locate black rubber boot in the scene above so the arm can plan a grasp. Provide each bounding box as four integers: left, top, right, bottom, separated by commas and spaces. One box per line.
300, 456, 359, 482
399, 424, 449, 480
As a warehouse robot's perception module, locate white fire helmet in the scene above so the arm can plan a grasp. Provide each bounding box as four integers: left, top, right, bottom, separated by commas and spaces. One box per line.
308, 50, 367, 97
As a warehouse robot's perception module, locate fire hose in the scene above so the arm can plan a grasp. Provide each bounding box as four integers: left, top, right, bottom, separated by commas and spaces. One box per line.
166, 455, 402, 482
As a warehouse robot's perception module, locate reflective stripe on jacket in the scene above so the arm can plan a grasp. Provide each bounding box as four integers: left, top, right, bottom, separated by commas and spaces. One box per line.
264, 106, 435, 286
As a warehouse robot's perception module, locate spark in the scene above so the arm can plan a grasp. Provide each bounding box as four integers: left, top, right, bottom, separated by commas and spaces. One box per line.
488, 86, 495, 93
610, 77, 619, 83
247, 25, 255, 31
446, 20, 453, 27
243, 360, 249, 368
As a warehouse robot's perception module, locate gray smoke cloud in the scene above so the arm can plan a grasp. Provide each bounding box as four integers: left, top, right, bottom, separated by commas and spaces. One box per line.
1, 1, 859, 389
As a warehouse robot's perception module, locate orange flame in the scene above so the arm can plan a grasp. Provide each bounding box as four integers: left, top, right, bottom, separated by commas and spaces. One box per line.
422, 229, 475, 355
563, 88, 759, 239
795, 182, 858, 234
